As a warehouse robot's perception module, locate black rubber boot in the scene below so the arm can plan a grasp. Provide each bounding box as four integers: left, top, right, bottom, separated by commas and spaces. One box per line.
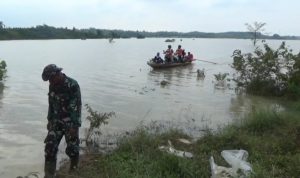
69, 156, 79, 172
44, 160, 56, 178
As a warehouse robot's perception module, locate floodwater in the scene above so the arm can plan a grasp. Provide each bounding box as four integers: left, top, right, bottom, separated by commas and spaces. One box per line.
0, 38, 299, 177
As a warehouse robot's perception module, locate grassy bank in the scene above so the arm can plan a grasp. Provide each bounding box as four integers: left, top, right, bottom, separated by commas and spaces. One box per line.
57, 105, 300, 178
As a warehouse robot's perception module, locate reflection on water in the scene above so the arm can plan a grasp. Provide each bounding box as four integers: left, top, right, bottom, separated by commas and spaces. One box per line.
0, 38, 299, 177
148, 64, 195, 86
229, 94, 285, 120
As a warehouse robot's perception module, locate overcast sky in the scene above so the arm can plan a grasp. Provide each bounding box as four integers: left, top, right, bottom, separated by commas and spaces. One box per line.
0, 0, 299, 35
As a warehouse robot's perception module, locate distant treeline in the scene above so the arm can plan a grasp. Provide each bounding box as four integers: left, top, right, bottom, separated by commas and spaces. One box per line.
0, 24, 299, 40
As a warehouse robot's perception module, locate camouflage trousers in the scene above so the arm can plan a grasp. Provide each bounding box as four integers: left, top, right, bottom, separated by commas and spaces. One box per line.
44, 119, 80, 161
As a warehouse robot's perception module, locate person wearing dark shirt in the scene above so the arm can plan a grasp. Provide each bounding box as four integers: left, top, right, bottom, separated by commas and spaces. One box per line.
42, 64, 82, 178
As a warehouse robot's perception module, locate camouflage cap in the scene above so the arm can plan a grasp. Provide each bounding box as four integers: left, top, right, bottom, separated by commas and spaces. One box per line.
42, 64, 63, 81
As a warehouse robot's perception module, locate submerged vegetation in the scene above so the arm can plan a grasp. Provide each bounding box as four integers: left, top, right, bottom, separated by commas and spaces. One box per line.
214, 72, 229, 82
214, 72, 229, 88
232, 42, 300, 99
0, 60, 7, 80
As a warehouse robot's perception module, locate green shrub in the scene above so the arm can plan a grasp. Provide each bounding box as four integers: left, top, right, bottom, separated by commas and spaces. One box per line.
232, 42, 300, 97
287, 53, 300, 99
84, 104, 115, 150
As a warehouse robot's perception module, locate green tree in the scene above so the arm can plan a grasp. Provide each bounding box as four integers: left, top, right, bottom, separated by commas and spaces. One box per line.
245, 21, 266, 46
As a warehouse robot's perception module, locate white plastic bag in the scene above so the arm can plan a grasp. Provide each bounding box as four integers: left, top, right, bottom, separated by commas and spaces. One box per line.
221, 150, 252, 175
210, 156, 235, 178
210, 150, 252, 178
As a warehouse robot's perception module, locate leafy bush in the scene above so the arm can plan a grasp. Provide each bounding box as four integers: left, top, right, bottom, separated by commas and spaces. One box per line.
232, 42, 300, 97
84, 104, 115, 149
287, 52, 300, 99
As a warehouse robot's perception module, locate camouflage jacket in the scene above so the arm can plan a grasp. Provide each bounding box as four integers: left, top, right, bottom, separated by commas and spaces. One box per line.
47, 75, 82, 127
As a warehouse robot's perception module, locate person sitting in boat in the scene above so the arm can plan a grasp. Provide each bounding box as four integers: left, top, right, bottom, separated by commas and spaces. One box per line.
152, 52, 163, 63
182, 49, 186, 58
184, 52, 194, 62
175, 45, 184, 63
163, 45, 174, 63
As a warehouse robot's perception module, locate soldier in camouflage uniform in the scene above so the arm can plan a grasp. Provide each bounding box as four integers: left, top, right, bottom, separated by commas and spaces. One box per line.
42, 64, 82, 178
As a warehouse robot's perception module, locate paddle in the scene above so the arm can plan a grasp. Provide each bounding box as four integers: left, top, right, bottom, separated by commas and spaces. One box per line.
195, 59, 217, 64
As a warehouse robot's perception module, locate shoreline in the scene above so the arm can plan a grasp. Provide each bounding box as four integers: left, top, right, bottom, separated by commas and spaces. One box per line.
56, 104, 300, 177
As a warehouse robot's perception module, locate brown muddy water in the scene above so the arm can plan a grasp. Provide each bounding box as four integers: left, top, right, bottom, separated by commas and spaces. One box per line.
0, 38, 299, 177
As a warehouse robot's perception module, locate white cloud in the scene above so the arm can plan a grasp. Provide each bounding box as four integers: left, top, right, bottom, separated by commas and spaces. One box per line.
0, 0, 299, 35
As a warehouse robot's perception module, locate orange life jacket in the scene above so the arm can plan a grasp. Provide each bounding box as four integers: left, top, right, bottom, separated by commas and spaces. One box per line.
176, 48, 184, 56
165, 49, 173, 57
